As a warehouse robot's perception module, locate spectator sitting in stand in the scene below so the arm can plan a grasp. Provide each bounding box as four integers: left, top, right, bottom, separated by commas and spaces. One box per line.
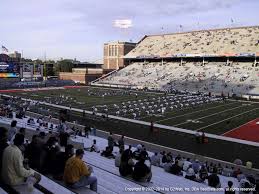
63, 149, 97, 192
132, 153, 152, 182
208, 162, 214, 173
199, 165, 208, 182
245, 161, 252, 169
52, 144, 74, 180
119, 147, 134, 177
192, 159, 201, 174
185, 165, 196, 181
237, 173, 246, 182
164, 160, 173, 173
24, 135, 42, 171
7, 120, 17, 142
101, 146, 115, 159
239, 177, 253, 194
1, 133, 41, 186
123, 145, 133, 160
27, 118, 35, 125
233, 168, 242, 178
170, 160, 183, 176
217, 163, 223, 174
117, 135, 125, 151
84, 126, 91, 138
85, 139, 100, 153
115, 147, 124, 167
161, 151, 167, 164
140, 147, 149, 161
37, 132, 46, 148
208, 167, 221, 188
233, 158, 243, 166
150, 152, 160, 166
41, 137, 60, 174
183, 158, 192, 171
222, 166, 234, 177
225, 181, 235, 194
0, 127, 8, 176
133, 144, 143, 160
165, 152, 173, 162
18, 128, 26, 136
178, 157, 186, 169
107, 132, 115, 152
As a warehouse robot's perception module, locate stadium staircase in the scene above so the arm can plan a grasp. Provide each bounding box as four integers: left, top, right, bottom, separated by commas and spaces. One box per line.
90, 69, 118, 86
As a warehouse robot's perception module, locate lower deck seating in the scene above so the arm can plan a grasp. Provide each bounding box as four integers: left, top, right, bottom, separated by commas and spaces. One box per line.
0, 187, 8, 194
0, 113, 253, 194
97, 61, 259, 95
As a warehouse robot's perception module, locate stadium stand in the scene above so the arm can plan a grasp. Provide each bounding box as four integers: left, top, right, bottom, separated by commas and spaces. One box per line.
93, 26, 259, 96
126, 26, 259, 57
1, 104, 258, 194
97, 61, 258, 95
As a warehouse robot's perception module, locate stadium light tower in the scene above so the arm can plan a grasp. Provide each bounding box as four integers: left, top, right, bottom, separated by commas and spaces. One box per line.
113, 19, 133, 41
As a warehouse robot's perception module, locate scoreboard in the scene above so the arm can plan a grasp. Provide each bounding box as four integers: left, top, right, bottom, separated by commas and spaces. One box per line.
0, 62, 20, 78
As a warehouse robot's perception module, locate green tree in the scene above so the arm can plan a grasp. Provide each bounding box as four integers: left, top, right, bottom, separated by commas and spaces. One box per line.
57, 59, 74, 72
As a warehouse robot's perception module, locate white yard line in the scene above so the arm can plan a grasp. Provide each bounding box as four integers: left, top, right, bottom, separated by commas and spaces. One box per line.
156, 101, 238, 123
2, 94, 259, 147
174, 104, 246, 127
196, 108, 259, 131
228, 99, 259, 104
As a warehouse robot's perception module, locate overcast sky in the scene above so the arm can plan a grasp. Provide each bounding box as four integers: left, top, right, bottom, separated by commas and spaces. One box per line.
0, 0, 258, 62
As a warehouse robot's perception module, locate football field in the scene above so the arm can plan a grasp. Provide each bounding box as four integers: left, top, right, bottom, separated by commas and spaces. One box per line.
3, 86, 259, 141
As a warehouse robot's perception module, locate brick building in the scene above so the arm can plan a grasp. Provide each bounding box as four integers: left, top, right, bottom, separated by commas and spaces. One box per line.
59, 62, 103, 84
9, 51, 22, 59
103, 41, 136, 70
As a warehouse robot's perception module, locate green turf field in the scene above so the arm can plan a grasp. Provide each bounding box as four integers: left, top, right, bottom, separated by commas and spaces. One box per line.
6, 86, 259, 136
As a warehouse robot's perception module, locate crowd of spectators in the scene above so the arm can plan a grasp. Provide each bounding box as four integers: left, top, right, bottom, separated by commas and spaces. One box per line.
0, 97, 258, 193
0, 98, 99, 192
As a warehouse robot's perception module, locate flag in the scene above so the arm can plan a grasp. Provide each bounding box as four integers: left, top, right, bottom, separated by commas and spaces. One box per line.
1, 45, 8, 52
179, 25, 183, 28
231, 18, 234, 23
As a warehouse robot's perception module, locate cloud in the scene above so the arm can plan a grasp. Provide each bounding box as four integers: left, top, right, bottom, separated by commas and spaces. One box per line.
0, 0, 258, 61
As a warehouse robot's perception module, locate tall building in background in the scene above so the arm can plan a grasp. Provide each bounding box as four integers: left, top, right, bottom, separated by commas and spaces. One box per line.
59, 62, 103, 84
8, 51, 21, 59
103, 41, 136, 71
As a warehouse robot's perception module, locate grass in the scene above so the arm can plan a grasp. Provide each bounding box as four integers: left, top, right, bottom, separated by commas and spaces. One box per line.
3, 87, 259, 168
5, 86, 259, 136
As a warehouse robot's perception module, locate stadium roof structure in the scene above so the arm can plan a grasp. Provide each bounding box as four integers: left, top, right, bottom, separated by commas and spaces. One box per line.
125, 26, 259, 59
104, 41, 137, 45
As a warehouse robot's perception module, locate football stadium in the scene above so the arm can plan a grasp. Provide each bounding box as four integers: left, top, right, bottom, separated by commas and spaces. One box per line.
0, 1, 259, 194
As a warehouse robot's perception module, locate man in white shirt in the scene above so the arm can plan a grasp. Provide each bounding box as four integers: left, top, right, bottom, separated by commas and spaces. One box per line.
1, 133, 41, 186
183, 158, 192, 171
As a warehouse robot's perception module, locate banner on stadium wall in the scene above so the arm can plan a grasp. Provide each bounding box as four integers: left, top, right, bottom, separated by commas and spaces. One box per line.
185, 54, 202, 57
202, 54, 220, 57
33, 64, 43, 78
222, 53, 237, 57
136, 55, 160, 59
0, 73, 18, 78
22, 63, 33, 78
237, 53, 255, 57
136, 55, 149, 59
149, 55, 160, 58
171, 54, 186, 57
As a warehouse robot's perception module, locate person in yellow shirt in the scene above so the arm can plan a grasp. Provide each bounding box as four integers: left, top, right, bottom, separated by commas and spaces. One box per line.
63, 149, 97, 192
